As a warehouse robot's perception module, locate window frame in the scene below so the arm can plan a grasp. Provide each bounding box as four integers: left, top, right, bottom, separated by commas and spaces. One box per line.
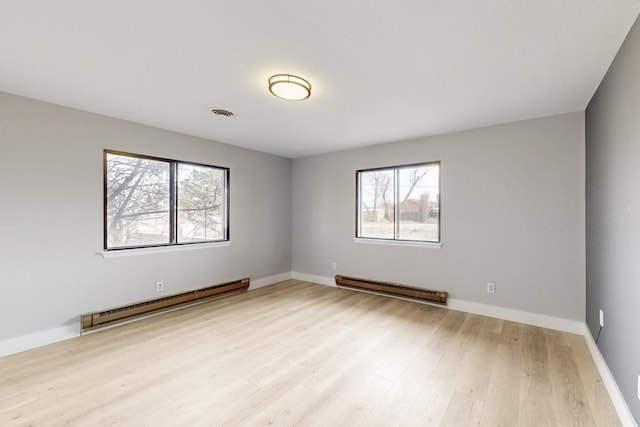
356, 161, 441, 244
103, 150, 230, 251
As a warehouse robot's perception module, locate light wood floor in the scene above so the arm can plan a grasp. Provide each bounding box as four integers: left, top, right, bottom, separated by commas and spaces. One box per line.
0, 280, 620, 426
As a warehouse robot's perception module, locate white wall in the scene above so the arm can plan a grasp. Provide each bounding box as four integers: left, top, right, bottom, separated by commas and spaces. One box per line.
586, 13, 640, 422
0, 89, 587, 355
292, 112, 585, 321
0, 91, 292, 345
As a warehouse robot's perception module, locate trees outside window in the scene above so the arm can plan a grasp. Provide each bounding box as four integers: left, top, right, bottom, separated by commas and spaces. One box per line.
104, 151, 228, 250
357, 162, 440, 243
177, 163, 226, 242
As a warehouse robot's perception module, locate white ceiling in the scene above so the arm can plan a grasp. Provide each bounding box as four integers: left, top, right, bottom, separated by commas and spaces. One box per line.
1, 1, 639, 158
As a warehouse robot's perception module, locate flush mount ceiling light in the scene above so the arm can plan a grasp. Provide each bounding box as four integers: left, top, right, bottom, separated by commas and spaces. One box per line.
268, 74, 311, 101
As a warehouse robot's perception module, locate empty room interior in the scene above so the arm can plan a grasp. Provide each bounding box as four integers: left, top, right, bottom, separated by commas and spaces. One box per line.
1, 1, 640, 426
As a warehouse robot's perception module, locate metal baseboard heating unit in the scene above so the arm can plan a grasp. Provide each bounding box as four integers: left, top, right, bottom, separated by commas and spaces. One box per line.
335, 275, 447, 306
81, 278, 250, 332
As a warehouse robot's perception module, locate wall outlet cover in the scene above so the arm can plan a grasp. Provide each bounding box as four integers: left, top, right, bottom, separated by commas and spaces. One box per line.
599, 309, 604, 328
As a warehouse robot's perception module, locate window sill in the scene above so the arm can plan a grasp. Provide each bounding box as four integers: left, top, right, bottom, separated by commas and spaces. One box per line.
100, 241, 232, 258
353, 238, 442, 249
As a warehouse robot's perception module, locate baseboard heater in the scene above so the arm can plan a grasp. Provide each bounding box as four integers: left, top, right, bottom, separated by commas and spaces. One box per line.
81, 278, 250, 332
335, 275, 447, 306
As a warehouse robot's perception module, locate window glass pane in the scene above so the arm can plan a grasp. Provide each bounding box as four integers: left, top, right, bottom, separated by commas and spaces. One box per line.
106, 153, 171, 248
397, 164, 439, 241
177, 164, 226, 242
358, 169, 395, 239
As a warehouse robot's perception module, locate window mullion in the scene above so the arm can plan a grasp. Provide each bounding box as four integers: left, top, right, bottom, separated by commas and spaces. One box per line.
356, 172, 361, 238
170, 161, 177, 244
225, 169, 230, 240
394, 168, 400, 239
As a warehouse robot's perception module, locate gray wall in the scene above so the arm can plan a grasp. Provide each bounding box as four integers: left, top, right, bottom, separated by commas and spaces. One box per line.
292, 112, 586, 320
0, 91, 292, 342
586, 15, 640, 423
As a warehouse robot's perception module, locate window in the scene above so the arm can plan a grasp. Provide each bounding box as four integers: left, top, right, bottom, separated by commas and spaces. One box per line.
357, 162, 440, 243
104, 150, 229, 250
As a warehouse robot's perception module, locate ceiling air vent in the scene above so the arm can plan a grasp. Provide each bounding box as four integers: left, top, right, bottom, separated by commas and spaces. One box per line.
210, 108, 234, 117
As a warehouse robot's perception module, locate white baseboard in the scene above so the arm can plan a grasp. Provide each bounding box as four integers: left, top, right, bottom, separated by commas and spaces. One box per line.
298, 272, 637, 425
2, 271, 636, 426
447, 298, 586, 335
299, 273, 584, 334
0, 324, 79, 358
1, 272, 294, 358
291, 272, 336, 287
250, 272, 293, 289
583, 326, 638, 427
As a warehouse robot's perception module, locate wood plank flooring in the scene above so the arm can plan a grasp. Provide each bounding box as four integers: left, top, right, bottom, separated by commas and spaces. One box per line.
0, 280, 621, 426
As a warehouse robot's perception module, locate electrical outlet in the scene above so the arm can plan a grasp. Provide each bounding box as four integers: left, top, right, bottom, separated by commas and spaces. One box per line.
155, 281, 164, 292
487, 283, 495, 294
331, 262, 337, 271
599, 309, 604, 328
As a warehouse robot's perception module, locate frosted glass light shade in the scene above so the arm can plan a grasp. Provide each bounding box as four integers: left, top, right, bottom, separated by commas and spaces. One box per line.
268, 74, 311, 101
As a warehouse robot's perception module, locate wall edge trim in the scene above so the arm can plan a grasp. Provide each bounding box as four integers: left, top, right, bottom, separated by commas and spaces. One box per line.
583, 325, 638, 427
250, 272, 294, 289
0, 324, 78, 358
3, 271, 635, 427
0, 272, 294, 358
296, 273, 636, 425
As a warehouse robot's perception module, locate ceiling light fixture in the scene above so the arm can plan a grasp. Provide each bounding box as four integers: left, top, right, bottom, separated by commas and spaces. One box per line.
268, 74, 311, 101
